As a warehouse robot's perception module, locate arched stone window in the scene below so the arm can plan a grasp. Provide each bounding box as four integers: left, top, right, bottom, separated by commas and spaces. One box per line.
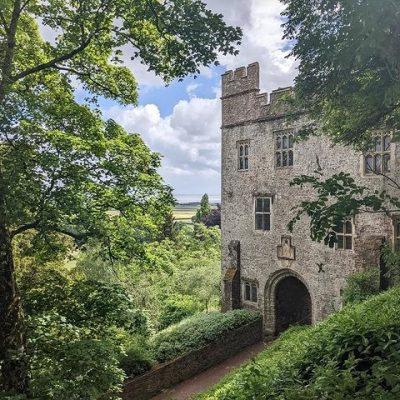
237, 141, 249, 170
335, 218, 353, 250
244, 280, 257, 303
275, 130, 294, 167
364, 134, 391, 174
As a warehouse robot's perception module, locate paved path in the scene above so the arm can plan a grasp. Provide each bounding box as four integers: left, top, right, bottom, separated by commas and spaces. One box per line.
152, 340, 268, 400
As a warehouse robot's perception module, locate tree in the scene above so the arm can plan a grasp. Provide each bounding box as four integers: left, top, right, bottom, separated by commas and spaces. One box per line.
281, 0, 400, 246
0, 2, 242, 393
282, 0, 400, 147
193, 193, 212, 223
202, 203, 221, 228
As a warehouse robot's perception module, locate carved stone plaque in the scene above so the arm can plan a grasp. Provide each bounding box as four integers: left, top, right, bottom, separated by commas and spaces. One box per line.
277, 236, 296, 260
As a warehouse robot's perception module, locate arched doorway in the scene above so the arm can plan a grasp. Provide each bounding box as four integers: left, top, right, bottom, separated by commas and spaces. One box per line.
275, 276, 312, 333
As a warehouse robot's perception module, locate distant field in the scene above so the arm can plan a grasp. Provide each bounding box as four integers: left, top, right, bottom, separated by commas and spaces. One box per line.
173, 206, 197, 223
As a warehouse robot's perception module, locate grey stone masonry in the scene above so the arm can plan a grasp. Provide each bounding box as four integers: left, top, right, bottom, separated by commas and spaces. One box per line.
221, 62, 398, 334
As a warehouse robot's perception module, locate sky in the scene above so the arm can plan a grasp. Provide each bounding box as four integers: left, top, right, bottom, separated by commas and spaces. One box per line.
77, 1, 298, 203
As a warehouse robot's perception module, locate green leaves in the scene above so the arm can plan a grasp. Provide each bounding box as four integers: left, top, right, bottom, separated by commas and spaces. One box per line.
281, 0, 400, 147
0, 0, 242, 103
288, 170, 396, 247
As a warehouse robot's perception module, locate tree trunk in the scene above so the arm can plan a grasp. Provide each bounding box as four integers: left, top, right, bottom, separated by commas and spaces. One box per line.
0, 191, 28, 394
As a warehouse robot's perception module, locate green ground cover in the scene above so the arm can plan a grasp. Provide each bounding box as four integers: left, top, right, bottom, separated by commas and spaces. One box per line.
151, 310, 260, 363
197, 286, 400, 400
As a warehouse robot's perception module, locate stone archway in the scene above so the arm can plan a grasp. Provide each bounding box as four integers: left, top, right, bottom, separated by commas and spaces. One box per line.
264, 269, 312, 335
275, 276, 312, 333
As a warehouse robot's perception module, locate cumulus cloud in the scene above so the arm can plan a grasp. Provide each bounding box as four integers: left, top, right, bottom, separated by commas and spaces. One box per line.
206, 0, 298, 92
104, 96, 221, 195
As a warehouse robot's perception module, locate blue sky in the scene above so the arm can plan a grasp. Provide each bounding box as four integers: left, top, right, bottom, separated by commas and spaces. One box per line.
77, 1, 298, 203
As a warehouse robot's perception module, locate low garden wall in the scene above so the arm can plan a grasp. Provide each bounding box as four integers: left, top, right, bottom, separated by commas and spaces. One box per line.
122, 317, 263, 400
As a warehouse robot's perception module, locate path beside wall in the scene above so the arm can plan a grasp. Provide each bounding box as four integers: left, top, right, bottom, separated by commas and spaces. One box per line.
152, 340, 267, 400
122, 318, 263, 400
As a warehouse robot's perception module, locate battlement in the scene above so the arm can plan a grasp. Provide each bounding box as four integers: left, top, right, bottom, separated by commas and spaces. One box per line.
221, 62, 260, 98
221, 62, 294, 127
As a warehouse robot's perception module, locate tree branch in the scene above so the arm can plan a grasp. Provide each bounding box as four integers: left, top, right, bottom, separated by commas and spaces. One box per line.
51, 64, 122, 99
10, 220, 39, 239
12, 34, 95, 82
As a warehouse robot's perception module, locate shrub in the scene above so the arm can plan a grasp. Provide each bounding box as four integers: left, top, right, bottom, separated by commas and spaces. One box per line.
152, 310, 260, 363
342, 268, 380, 305
28, 313, 124, 400
197, 286, 400, 400
119, 336, 153, 377
158, 294, 202, 330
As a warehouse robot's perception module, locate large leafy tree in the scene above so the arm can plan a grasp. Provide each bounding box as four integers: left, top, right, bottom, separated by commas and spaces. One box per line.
282, 0, 400, 147
281, 0, 400, 243
0, 1, 242, 394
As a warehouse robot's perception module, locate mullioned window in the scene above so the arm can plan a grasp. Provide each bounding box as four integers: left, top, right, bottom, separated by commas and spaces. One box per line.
275, 130, 294, 167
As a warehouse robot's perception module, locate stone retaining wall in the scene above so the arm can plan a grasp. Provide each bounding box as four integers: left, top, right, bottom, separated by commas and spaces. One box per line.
122, 317, 263, 400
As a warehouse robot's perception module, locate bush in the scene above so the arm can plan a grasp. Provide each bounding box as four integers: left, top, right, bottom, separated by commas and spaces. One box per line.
197, 286, 400, 400
151, 310, 260, 363
28, 313, 124, 400
342, 268, 380, 305
119, 336, 153, 377
158, 294, 202, 330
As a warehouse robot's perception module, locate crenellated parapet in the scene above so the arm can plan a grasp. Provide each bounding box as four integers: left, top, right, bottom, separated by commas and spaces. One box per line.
221, 63, 260, 98
221, 62, 294, 127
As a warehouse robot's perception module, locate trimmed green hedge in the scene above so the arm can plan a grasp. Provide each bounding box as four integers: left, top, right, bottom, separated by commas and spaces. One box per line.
151, 310, 260, 363
197, 286, 400, 399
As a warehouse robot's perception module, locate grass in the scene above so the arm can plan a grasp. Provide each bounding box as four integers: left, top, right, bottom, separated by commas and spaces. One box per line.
173, 207, 198, 223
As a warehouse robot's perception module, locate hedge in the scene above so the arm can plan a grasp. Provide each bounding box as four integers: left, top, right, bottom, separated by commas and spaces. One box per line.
197, 286, 400, 399
151, 310, 260, 363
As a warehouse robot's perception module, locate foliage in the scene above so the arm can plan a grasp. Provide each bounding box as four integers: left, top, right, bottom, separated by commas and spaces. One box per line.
0, 0, 242, 104
282, 0, 400, 147
288, 168, 400, 247
118, 336, 153, 378
0, 0, 241, 391
77, 223, 222, 329
202, 204, 221, 228
19, 268, 137, 334
193, 194, 212, 223
158, 294, 202, 330
197, 286, 400, 399
27, 313, 124, 400
14, 266, 145, 399
151, 310, 260, 363
342, 268, 380, 305
381, 244, 400, 287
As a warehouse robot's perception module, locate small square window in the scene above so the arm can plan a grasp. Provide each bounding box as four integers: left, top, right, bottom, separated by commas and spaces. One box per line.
255, 197, 271, 231
335, 218, 353, 250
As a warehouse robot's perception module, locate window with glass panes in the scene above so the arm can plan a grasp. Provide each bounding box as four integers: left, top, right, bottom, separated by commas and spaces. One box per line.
394, 218, 400, 251
275, 131, 294, 167
238, 141, 249, 170
255, 197, 271, 231
244, 281, 257, 302
365, 134, 391, 174
335, 219, 353, 250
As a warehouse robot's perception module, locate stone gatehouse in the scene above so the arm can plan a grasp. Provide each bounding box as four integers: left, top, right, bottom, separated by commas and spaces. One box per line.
221, 62, 397, 335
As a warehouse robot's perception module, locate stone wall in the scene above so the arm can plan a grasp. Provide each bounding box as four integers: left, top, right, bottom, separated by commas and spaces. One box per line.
221, 62, 397, 334
122, 318, 263, 400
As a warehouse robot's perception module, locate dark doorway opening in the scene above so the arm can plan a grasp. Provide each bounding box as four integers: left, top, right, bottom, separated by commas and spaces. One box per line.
275, 276, 312, 334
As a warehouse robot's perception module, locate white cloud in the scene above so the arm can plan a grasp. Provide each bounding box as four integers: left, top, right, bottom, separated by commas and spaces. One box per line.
104, 96, 221, 195
206, 0, 298, 92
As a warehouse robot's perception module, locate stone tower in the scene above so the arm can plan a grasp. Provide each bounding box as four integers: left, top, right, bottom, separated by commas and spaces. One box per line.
220, 62, 396, 334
